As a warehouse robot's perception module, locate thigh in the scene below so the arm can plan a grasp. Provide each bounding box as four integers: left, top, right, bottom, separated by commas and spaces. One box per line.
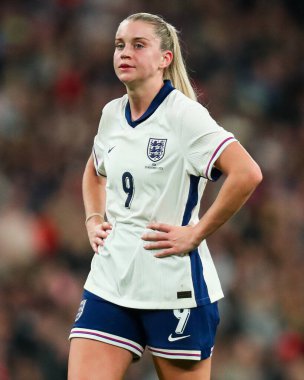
68, 338, 133, 380
68, 290, 146, 379
152, 356, 211, 380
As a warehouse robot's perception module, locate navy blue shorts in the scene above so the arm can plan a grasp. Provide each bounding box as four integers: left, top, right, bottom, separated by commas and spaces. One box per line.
69, 290, 220, 361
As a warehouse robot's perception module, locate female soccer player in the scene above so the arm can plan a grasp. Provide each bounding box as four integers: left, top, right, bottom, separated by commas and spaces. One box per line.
68, 12, 262, 380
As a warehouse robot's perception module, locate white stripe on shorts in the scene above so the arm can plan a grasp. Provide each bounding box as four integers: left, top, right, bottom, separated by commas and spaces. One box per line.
148, 346, 201, 361
69, 327, 144, 357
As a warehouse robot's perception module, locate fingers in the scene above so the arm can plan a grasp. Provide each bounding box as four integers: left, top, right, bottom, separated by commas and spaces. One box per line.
92, 242, 99, 253
100, 222, 112, 231
142, 223, 196, 258
88, 222, 112, 253
91, 235, 106, 253
142, 223, 173, 253
95, 229, 110, 240
141, 222, 172, 242
141, 231, 168, 242
143, 241, 188, 258
143, 240, 172, 250
93, 237, 104, 246
154, 249, 185, 258
146, 222, 171, 233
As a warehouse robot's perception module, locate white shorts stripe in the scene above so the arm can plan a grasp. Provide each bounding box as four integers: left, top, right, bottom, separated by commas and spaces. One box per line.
148, 346, 201, 361
69, 327, 144, 357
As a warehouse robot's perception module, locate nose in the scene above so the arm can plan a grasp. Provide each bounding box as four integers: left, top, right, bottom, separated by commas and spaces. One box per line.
120, 44, 132, 59
121, 53, 130, 59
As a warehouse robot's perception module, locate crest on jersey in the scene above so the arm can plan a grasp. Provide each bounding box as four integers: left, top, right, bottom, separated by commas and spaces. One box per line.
147, 138, 167, 162
75, 299, 86, 322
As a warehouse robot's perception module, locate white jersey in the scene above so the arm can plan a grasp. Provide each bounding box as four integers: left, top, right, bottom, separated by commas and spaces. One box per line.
85, 81, 237, 309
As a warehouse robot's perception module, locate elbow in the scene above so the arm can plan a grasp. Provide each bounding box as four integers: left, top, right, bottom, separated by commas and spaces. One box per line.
248, 163, 263, 190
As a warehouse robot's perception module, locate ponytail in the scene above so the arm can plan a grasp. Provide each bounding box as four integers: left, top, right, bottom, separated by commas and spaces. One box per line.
164, 23, 197, 101
125, 13, 197, 101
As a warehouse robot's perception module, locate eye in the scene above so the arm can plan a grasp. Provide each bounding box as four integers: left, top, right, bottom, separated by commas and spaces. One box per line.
115, 43, 124, 50
134, 43, 144, 49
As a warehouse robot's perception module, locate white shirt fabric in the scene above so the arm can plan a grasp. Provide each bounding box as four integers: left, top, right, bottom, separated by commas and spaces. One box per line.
85, 84, 237, 309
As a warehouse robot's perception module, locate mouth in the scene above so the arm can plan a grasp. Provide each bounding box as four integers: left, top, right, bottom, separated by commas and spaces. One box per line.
119, 64, 134, 69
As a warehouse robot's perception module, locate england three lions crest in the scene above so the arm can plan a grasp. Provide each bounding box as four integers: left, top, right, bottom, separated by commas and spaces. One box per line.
147, 138, 167, 162
75, 299, 86, 322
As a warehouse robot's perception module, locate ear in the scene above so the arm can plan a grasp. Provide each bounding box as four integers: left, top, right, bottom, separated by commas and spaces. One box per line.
159, 50, 173, 69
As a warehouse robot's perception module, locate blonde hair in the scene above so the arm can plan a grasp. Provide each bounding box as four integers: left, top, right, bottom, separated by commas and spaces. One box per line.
124, 13, 197, 101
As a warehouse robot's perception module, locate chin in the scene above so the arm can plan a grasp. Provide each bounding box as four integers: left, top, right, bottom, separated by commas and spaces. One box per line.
117, 73, 131, 82
118, 76, 137, 87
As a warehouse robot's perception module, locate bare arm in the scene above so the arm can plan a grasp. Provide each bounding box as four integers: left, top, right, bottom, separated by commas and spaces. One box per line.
83, 155, 106, 219
192, 141, 262, 241
142, 141, 263, 257
83, 155, 111, 253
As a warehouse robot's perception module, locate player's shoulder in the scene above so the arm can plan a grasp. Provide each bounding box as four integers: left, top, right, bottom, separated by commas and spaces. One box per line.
96, 94, 127, 134
167, 89, 209, 121
102, 94, 128, 116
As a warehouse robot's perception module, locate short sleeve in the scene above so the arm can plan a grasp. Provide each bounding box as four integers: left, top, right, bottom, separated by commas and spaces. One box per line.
92, 113, 106, 177
181, 103, 237, 180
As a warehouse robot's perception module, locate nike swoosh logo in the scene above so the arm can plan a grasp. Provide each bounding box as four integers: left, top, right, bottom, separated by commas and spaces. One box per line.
108, 146, 115, 153
168, 334, 191, 342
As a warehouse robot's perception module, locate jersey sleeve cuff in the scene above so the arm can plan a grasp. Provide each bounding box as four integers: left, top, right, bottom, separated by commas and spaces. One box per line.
204, 137, 237, 181
93, 147, 106, 177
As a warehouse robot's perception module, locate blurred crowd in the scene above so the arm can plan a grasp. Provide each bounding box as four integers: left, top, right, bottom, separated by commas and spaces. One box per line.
0, 0, 303, 379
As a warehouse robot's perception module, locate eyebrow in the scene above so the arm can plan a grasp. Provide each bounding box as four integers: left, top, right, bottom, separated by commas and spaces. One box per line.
115, 37, 150, 42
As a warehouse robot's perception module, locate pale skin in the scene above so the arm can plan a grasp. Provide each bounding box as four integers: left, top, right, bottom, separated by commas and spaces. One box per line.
68, 19, 263, 380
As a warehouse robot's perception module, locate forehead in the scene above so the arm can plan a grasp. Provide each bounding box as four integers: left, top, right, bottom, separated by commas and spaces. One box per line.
115, 20, 157, 40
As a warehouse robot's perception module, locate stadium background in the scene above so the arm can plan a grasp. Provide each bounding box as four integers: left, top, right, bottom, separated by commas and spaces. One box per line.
0, 0, 303, 379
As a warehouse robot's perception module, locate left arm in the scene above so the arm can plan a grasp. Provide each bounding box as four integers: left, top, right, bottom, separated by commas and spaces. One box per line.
141, 142, 262, 257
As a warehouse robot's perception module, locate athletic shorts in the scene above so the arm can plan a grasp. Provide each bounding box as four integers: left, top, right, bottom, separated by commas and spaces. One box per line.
69, 290, 220, 361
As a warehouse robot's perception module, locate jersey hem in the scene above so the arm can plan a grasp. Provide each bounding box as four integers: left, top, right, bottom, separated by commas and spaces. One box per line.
196, 292, 224, 306
83, 285, 224, 310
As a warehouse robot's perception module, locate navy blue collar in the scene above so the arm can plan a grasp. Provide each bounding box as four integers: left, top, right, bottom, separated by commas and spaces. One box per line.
125, 80, 175, 127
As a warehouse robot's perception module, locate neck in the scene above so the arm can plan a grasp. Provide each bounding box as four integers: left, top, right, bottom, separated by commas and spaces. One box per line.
126, 78, 164, 121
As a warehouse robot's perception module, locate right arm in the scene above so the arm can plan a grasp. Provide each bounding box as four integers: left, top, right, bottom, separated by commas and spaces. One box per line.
83, 155, 111, 253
